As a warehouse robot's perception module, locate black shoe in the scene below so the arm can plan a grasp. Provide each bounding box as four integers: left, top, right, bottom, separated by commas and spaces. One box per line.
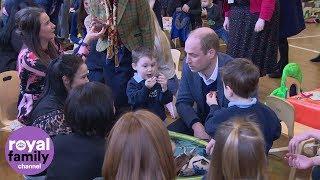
268, 70, 282, 78
310, 55, 320, 62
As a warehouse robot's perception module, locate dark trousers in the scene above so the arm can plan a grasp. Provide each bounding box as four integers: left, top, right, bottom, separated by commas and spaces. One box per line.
103, 46, 134, 116
167, 118, 194, 136
278, 37, 289, 72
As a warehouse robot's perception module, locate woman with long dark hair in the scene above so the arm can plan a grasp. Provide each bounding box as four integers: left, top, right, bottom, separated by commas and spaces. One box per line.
29, 54, 89, 135
15, 7, 105, 124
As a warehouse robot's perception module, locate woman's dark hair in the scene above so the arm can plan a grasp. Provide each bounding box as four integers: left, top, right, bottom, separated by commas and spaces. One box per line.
31, 54, 85, 114
65, 82, 115, 137
43, 54, 85, 99
77, 0, 88, 36
15, 7, 59, 66
0, 0, 35, 51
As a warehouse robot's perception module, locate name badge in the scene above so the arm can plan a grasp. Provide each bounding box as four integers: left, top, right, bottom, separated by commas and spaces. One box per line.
228, 0, 234, 4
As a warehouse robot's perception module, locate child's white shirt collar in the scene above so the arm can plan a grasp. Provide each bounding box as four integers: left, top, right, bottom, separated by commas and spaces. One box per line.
133, 73, 144, 83
228, 98, 257, 108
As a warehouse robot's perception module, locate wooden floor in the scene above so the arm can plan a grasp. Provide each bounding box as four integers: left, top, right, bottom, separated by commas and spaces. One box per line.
1, 24, 319, 180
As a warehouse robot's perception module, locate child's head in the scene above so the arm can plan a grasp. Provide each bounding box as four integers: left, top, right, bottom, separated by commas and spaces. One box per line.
132, 47, 158, 80
201, 0, 213, 8
221, 58, 260, 100
208, 117, 267, 180
102, 110, 176, 180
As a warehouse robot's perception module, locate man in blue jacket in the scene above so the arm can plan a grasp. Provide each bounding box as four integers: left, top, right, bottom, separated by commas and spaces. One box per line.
167, 27, 233, 139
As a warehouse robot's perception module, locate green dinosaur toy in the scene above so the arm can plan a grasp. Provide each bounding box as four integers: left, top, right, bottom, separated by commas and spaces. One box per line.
270, 63, 303, 99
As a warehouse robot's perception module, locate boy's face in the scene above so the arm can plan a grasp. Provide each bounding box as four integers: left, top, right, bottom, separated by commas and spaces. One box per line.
201, 0, 211, 7
132, 57, 157, 80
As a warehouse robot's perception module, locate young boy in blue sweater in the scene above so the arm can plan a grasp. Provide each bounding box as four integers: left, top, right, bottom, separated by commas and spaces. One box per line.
205, 58, 281, 153
126, 47, 173, 121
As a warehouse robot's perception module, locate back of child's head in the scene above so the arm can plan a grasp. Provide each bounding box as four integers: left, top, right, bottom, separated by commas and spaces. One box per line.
131, 46, 155, 64
221, 58, 260, 98
102, 110, 176, 180
207, 116, 267, 180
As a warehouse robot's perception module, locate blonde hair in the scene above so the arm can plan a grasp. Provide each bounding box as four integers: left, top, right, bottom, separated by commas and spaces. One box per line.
207, 117, 268, 180
102, 110, 176, 180
152, 11, 172, 63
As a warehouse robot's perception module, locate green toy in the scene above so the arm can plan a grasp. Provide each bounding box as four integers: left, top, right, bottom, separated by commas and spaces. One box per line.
270, 63, 303, 99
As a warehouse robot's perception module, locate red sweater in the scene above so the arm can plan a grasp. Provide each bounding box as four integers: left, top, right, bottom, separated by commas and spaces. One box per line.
223, 0, 276, 21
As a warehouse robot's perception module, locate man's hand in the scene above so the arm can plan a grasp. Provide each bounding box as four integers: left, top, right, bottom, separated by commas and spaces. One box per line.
192, 122, 210, 140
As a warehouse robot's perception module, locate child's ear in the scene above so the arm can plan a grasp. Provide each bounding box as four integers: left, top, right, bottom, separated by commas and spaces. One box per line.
226, 85, 234, 96
132, 63, 137, 71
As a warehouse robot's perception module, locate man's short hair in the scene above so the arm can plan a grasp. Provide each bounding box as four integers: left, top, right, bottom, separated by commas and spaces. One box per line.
189, 29, 220, 54
221, 58, 260, 98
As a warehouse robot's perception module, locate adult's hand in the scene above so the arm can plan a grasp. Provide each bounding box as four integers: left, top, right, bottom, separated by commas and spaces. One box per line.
288, 132, 311, 153
206, 139, 215, 155
83, 25, 106, 45
192, 122, 210, 140
254, 18, 265, 32
223, 17, 229, 31
285, 153, 314, 169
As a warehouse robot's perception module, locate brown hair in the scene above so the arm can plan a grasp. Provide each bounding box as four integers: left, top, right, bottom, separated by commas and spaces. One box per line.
15, 7, 59, 66
189, 28, 220, 54
131, 46, 155, 64
207, 117, 268, 180
102, 110, 176, 180
221, 58, 260, 98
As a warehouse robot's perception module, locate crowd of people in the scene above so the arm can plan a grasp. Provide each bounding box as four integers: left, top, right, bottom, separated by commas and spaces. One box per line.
0, 0, 319, 179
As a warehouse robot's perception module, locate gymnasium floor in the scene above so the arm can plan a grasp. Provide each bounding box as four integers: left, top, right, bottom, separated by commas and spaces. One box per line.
0, 24, 319, 180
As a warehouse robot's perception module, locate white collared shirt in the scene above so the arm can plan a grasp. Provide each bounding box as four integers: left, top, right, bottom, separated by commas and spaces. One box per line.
198, 57, 219, 85
133, 73, 144, 83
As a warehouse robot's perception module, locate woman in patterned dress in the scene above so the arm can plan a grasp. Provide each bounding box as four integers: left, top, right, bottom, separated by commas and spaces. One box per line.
16, 7, 105, 124
30, 54, 89, 136
223, 0, 279, 76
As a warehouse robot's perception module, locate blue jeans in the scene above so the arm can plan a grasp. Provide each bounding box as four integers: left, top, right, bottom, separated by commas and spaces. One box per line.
214, 27, 229, 44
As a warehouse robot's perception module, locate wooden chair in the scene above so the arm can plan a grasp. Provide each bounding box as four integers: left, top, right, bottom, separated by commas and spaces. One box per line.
0, 71, 20, 131
171, 49, 182, 79
265, 95, 296, 180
